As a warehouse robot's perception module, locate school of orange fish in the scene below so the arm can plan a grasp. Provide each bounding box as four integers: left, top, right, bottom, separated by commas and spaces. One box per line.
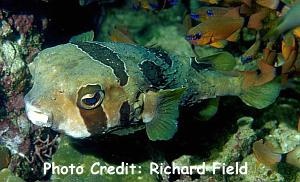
109, 0, 300, 170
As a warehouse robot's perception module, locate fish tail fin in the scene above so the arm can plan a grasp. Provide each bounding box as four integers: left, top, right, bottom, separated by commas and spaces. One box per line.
239, 80, 281, 109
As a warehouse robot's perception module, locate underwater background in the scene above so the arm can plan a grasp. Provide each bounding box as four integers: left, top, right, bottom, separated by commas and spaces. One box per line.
0, 0, 300, 181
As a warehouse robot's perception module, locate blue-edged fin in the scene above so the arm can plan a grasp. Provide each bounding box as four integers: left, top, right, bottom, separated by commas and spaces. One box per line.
142, 87, 186, 141
69, 30, 94, 42
239, 79, 281, 109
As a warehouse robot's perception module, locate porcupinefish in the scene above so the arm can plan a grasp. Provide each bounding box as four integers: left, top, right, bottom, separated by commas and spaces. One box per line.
24, 41, 280, 141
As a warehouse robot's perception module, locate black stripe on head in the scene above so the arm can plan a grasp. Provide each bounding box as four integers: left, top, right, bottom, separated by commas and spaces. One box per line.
119, 101, 130, 126
139, 61, 167, 88
74, 42, 129, 86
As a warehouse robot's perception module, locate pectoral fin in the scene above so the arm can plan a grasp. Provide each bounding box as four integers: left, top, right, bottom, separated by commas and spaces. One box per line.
69, 30, 94, 42
197, 52, 236, 71
210, 40, 227, 48
239, 79, 280, 109
142, 88, 186, 141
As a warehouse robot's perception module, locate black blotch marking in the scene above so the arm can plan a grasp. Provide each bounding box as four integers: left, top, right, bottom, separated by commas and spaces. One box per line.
148, 48, 172, 66
74, 42, 129, 86
119, 101, 130, 126
79, 106, 107, 135
139, 61, 167, 87
190, 57, 212, 72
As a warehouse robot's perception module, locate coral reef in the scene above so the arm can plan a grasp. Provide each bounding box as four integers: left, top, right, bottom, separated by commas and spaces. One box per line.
51, 136, 158, 182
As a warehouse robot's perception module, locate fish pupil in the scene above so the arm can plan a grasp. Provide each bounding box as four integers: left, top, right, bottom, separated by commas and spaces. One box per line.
207, 9, 214, 17
83, 92, 100, 106
193, 33, 202, 40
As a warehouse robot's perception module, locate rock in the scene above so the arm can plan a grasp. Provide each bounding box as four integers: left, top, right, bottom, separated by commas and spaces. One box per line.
51, 136, 158, 182
0, 146, 11, 170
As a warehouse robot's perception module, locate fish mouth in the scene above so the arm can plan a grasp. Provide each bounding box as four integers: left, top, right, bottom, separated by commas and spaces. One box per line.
24, 100, 53, 128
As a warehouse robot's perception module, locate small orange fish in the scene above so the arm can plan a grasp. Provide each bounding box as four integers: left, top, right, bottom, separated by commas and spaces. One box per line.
191, 7, 241, 22
281, 32, 297, 74
252, 139, 282, 169
256, 0, 280, 10
293, 26, 300, 38
242, 60, 276, 88
109, 26, 135, 44
190, 7, 231, 22
199, 0, 219, 4
247, 9, 269, 30
186, 16, 244, 46
133, 0, 177, 11
242, 45, 277, 88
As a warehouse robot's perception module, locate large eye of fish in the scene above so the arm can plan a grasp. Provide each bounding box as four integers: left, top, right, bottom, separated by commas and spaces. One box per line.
77, 84, 105, 110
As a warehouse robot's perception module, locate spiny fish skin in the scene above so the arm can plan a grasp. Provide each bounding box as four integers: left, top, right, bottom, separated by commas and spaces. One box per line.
24, 42, 279, 140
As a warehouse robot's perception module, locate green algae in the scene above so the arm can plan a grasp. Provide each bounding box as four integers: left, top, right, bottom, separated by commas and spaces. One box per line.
51, 137, 158, 182
0, 168, 24, 182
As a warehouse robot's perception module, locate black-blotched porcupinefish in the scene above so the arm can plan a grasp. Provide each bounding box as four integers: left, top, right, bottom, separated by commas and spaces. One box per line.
24, 41, 280, 141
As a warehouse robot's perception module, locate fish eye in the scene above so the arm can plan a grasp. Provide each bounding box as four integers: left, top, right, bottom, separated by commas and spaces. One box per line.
206, 9, 214, 17
77, 84, 105, 110
193, 33, 202, 40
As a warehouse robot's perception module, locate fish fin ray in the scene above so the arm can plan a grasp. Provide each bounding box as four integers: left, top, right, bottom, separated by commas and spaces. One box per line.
239, 79, 280, 109
226, 29, 241, 42
143, 88, 185, 141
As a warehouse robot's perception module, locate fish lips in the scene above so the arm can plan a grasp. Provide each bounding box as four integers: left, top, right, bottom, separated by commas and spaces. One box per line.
24, 96, 53, 128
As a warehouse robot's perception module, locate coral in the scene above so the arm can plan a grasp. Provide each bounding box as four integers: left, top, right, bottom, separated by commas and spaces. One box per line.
238, 154, 285, 182
12, 128, 59, 181
0, 146, 11, 170
10, 14, 34, 35
0, 6, 44, 182
6, 93, 25, 114
172, 117, 257, 181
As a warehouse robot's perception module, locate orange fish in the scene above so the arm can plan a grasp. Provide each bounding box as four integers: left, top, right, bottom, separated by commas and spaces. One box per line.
293, 26, 300, 38
199, 0, 219, 4
242, 60, 276, 88
199, 0, 252, 5
132, 0, 177, 11
281, 32, 297, 74
191, 7, 241, 22
247, 9, 269, 30
256, 0, 280, 9
186, 16, 244, 46
109, 26, 135, 44
242, 44, 278, 88
252, 139, 282, 169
